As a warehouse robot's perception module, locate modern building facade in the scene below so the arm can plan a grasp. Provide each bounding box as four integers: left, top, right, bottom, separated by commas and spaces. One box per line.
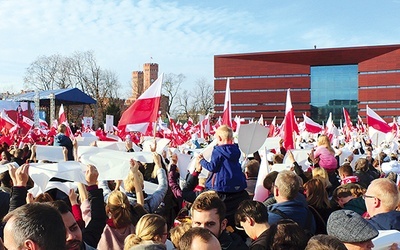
214, 44, 400, 124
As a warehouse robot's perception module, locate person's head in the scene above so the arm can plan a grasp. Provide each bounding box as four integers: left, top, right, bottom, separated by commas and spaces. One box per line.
365, 178, 399, 217
354, 158, 369, 172
235, 200, 269, 239
124, 170, 144, 192
327, 210, 378, 250
126, 214, 168, 246
58, 124, 67, 134
267, 219, 309, 250
3, 202, 67, 250
317, 135, 331, 147
191, 191, 227, 237
338, 163, 353, 179
263, 171, 279, 192
106, 190, 132, 228
50, 200, 82, 250
333, 183, 365, 208
244, 159, 260, 178
170, 223, 192, 248
215, 125, 233, 145
312, 167, 331, 188
1, 151, 10, 161
303, 178, 330, 209
0, 171, 12, 188
273, 154, 284, 164
178, 227, 221, 250
35, 192, 54, 203
274, 170, 299, 202
305, 235, 347, 250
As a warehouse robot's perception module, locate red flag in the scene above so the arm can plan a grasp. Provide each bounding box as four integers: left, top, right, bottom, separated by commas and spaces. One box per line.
283, 89, 296, 150
222, 78, 232, 127
59, 104, 67, 124
366, 106, 392, 133
303, 114, 323, 133
118, 73, 163, 133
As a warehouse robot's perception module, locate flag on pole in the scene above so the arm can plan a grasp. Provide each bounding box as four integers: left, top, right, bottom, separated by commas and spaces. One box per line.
118, 73, 164, 133
58, 104, 67, 124
283, 89, 296, 150
366, 105, 392, 133
343, 107, 353, 130
303, 114, 323, 133
222, 78, 232, 127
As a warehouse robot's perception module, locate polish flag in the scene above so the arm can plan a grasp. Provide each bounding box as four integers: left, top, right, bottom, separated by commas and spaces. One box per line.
222, 78, 232, 127
343, 107, 353, 130
268, 116, 276, 137
59, 104, 67, 124
39, 118, 49, 129
0, 109, 17, 131
118, 73, 163, 133
258, 114, 264, 126
283, 89, 296, 150
366, 106, 392, 133
21, 116, 34, 130
200, 114, 210, 139
303, 114, 323, 133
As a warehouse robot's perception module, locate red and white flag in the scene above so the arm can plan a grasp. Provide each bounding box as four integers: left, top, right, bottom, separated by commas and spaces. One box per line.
283, 89, 296, 150
268, 116, 276, 137
222, 78, 232, 127
0, 109, 17, 131
21, 116, 34, 130
58, 104, 67, 124
343, 107, 353, 130
118, 73, 163, 133
366, 105, 392, 133
303, 114, 323, 133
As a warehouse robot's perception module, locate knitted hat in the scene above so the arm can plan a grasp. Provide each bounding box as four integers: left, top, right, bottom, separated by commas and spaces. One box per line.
327, 210, 378, 243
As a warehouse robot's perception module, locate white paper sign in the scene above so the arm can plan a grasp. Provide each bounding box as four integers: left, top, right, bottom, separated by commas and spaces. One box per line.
105, 115, 114, 132
238, 123, 269, 155
36, 145, 65, 162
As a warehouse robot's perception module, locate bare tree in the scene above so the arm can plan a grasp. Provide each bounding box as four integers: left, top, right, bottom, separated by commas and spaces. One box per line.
162, 73, 186, 115
192, 77, 214, 115
24, 54, 73, 90
23, 51, 121, 127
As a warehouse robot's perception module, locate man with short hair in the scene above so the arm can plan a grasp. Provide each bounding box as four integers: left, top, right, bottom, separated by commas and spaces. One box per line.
179, 227, 221, 250
267, 170, 316, 235
3, 202, 67, 250
191, 191, 249, 250
327, 209, 378, 250
364, 178, 400, 230
51, 164, 107, 250
235, 200, 270, 250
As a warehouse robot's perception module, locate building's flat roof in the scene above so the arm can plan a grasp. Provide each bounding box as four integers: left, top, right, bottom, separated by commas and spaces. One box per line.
215, 44, 400, 66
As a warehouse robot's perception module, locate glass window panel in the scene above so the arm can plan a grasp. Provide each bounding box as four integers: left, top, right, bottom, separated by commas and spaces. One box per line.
311, 65, 358, 124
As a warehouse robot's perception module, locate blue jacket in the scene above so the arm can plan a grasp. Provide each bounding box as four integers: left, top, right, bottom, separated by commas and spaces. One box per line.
368, 211, 400, 230
53, 133, 74, 160
267, 195, 316, 235
200, 144, 247, 193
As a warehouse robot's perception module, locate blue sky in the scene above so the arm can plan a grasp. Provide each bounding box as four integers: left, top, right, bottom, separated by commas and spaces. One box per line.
1, 0, 399, 98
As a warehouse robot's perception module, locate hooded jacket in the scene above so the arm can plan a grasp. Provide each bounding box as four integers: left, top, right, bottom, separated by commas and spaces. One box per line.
200, 144, 247, 193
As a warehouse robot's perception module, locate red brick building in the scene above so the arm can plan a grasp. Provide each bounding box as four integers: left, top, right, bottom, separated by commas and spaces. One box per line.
214, 44, 400, 124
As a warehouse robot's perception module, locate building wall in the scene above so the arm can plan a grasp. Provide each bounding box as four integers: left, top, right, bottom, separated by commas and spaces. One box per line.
214, 45, 400, 123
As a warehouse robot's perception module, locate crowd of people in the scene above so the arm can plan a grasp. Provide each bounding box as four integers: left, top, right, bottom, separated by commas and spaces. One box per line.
1, 123, 400, 250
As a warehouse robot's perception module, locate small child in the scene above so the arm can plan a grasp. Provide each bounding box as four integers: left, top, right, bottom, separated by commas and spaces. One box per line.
197, 125, 247, 193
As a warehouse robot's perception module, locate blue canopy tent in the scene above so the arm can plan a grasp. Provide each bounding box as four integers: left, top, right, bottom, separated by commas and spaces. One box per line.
11, 88, 97, 106
11, 88, 97, 125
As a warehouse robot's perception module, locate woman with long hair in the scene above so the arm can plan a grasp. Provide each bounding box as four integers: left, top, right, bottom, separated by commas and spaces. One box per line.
303, 178, 334, 234
97, 190, 135, 250
124, 214, 168, 250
